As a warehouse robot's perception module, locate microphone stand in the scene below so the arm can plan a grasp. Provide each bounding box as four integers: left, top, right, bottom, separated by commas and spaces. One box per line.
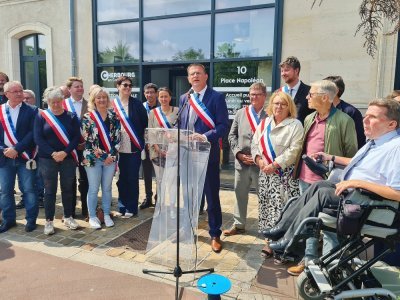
143, 91, 214, 300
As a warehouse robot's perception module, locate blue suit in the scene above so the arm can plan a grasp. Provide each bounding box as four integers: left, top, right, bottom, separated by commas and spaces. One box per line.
0, 102, 38, 226
179, 87, 229, 237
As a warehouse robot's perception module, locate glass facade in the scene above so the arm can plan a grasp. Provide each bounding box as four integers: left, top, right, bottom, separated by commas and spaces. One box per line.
93, 0, 280, 187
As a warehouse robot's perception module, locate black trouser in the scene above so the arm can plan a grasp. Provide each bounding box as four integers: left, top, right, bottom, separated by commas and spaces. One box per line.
72, 150, 88, 216
142, 149, 154, 200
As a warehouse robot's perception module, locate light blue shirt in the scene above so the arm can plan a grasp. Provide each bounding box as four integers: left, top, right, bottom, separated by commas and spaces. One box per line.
346, 130, 400, 190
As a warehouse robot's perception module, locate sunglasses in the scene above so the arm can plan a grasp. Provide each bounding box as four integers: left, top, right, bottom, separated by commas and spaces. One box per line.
121, 83, 132, 88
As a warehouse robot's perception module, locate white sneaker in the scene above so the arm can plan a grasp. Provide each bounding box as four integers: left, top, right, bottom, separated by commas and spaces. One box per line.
104, 215, 114, 227
64, 216, 79, 230
122, 212, 134, 218
89, 217, 101, 229
44, 221, 55, 235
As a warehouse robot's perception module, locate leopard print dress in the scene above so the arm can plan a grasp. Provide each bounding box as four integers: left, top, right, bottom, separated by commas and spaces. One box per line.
258, 166, 300, 231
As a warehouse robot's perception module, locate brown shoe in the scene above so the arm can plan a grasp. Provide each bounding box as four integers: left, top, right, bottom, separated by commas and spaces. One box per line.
287, 260, 305, 276
223, 226, 245, 236
211, 237, 223, 253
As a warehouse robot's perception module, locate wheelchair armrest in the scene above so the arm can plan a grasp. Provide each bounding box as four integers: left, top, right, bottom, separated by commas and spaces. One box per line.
356, 188, 386, 201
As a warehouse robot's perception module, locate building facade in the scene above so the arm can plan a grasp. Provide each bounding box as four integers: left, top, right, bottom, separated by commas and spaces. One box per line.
0, 0, 398, 185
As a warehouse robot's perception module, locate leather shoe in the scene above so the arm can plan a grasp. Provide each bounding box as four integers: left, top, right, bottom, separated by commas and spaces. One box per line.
223, 227, 245, 236
139, 198, 153, 209
262, 226, 285, 241
0, 221, 17, 233
269, 239, 290, 252
287, 260, 305, 276
211, 237, 223, 253
25, 222, 37, 232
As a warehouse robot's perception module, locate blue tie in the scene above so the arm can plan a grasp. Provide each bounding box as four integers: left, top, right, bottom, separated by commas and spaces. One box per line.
341, 140, 375, 180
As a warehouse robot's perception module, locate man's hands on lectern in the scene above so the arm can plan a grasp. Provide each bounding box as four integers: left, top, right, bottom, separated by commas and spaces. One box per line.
189, 133, 207, 142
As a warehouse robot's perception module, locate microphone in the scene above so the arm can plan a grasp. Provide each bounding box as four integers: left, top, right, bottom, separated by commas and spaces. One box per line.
187, 88, 194, 96
173, 88, 193, 127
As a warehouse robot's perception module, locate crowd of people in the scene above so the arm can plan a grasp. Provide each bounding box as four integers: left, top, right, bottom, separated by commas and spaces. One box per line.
0, 56, 400, 265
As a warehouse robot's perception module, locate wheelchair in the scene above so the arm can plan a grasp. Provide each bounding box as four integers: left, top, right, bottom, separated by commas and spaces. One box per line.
274, 158, 400, 299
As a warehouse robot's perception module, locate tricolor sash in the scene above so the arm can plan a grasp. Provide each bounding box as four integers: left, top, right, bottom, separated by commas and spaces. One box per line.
113, 97, 143, 151
40, 109, 79, 164
62, 98, 77, 115
143, 102, 151, 115
259, 118, 281, 176
0, 104, 37, 162
189, 93, 215, 130
153, 107, 172, 129
245, 105, 260, 133
279, 86, 290, 94
89, 111, 112, 153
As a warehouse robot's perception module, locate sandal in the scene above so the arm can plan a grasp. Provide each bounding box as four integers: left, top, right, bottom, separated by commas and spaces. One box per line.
261, 245, 274, 258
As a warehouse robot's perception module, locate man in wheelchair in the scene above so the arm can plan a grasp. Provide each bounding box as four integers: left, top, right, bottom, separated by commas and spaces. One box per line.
263, 99, 400, 279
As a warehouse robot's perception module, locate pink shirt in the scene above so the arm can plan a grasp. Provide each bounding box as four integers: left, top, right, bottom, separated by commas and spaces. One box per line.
299, 115, 326, 183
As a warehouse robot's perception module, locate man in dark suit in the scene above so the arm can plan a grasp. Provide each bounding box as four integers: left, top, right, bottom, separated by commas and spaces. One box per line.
0, 81, 38, 233
65, 77, 89, 218
178, 64, 230, 252
279, 56, 313, 124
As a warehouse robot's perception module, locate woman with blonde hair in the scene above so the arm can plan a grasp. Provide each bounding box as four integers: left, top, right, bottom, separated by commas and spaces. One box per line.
82, 87, 121, 229
251, 91, 304, 257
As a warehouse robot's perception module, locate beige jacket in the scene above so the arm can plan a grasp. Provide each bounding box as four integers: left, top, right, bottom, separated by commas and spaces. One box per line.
251, 117, 304, 170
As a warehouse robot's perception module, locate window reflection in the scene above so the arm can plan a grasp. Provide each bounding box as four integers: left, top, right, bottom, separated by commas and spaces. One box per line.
215, 9, 274, 58
38, 34, 46, 56
216, 0, 274, 9
143, 0, 210, 17
143, 15, 211, 62
22, 36, 35, 56
97, 23, 139, 63
96, 0, 139, 22
97, 66, 139, 89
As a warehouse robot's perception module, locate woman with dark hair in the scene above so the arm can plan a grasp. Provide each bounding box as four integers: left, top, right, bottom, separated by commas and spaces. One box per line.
34, 86, 81, 235
148, 87, 179, 218
82, 87, 120, 229
113, 76, 148, 218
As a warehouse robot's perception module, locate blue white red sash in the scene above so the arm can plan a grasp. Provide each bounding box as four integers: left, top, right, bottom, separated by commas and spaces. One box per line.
113, 97, 143, 151
153, 107, 172, 129
259, 118, 282, 176
62, 98, 76, 115
143, 102, 150, 115
89, 111, 112, 153
189, 93, 215, 130
279, 86, 290, 94
245, 105, 260, 133
0, 104, 37, 161
40, 109, 79, 164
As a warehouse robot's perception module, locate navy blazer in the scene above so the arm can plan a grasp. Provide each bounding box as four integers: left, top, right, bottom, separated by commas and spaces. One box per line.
294, 81, 314, 125
178, 87, 229, 163
126, 96, 148, 151
0, 102, 37, 166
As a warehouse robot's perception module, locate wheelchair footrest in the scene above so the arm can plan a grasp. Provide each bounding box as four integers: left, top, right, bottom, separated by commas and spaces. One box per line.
307, 261, 332, 293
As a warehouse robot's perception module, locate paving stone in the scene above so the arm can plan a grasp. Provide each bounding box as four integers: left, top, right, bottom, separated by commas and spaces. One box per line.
58, 238, 76, 246
106, 248, 125, 257
81, 243, 98, 251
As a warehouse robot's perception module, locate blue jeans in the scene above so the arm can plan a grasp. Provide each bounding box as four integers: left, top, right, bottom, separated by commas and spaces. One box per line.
0, 158, 38, 224
85, 159, 116, 217
117, 152, 141, 215
39, 158, 76, 220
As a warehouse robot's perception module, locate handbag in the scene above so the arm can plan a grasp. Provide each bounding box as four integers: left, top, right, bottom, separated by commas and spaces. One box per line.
337, 201, 364, 235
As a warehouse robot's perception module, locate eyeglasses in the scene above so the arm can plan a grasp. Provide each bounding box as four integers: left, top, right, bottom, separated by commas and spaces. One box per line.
7, 90, 24, 94
189, 71, 204, 77
307, 92, 325, 98
121, 83, 132, 88
250, 93, 265, 98
273, 102, 288, 107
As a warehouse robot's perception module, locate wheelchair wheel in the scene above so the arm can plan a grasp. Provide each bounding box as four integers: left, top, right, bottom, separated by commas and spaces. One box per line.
297, 272, 326, 300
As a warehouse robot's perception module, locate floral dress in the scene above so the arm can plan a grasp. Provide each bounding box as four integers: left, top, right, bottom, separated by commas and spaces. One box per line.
82, 109, 121, 167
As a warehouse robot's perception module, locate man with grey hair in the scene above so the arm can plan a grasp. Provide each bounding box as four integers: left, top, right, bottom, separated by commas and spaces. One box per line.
0, 81, 38, 233
293, 80, 358, 194
23, 89, 36, 106
223, 82, 267, 236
